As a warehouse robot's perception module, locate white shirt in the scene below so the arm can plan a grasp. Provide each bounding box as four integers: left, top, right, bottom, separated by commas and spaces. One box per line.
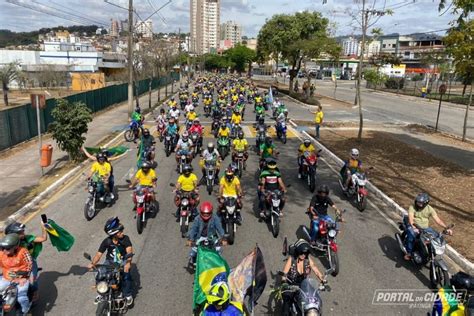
177, 139, 193, 151
202, 149, 220, 161
185, 104, 194, 113
169, 109, 180, 119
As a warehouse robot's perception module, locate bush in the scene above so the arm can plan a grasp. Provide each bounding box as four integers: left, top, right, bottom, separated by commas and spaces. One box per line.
364, 69, 387, 89
385, 77, 405, 89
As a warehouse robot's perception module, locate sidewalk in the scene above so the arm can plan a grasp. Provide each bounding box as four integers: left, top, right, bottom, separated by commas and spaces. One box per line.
0, 82, 177, 217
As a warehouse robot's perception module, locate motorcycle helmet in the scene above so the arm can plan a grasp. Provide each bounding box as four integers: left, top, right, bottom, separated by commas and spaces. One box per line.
233, 108, 239, 113
266, 158, 277, 170
350, 148, 359, 159
171, 96, 175, 101
183, 164, 193, 175
0, 233, 20, 250
143, 128, 150, 137
317, 184, 330, 196
294, 239, 311, 257
193, 118, 200, 124
134, 106, 141, 114
96, 153, 106, 163
169, 118, 175, 124
225, 167, 234, 182
104, 217, 124, 236
5, 221, 26, 235
199, 201, 214, 221
189, 105, 195, 112
141, 162, 151, 172
414, 193, 430, 211
450, 271, 474, 293
207, 142, 215, 151
303, 139, 311, 147
220, 123, 227, 129
265, 137, 272, 145
206, 282, 230, 307
258, 117, 265, 124
182, 131, 189, 142
238, 131, 244, 139
160, 108, 165, 114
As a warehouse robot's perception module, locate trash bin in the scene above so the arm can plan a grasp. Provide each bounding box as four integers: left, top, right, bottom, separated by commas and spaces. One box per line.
40, 144, 53, 167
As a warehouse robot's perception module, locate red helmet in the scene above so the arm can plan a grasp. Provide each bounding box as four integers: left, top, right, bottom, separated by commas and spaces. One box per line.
200, 201, 213, 221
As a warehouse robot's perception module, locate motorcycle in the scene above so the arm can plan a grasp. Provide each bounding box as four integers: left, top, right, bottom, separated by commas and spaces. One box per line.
262, 189, 284, 238
164, 132, 178, 157
0, 271, 34, 315
395, 220, 453, 288
133, 186, 156, 234
339, 171, 369, 211
211, 119, 221, 138
175, 190, 196, 238
156, 122, 166, 142
220, 197, 240, 245
276, 121, 287, 144
301, 151, 320, 193
190, 132, 202, 156
211, 106, 221, 120
255, 107, 265, 122
124, 121, 141, 142
255, 126, 266, 154
188, 237, 223, 272
204, 159, 218, 195
233, 151, 246, 178
217, 136, 230, 160
230, 124, 242, 139
177, 150, 191, 174
180, 99, 187, 111
84, 252, 134, 316
204, 102, 211, 117
84, 175, 112, 221
192, 96, 199, 106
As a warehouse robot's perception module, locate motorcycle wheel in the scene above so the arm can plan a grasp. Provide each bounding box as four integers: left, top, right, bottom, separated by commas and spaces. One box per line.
357, 195, 367, 212
329, 249, 339, 276
309, 174, 316, 193
180, 217, 188, 238
237, 162, 243, 178
227, 221, 235, 245
165, 144, 171, 157
271, 212, 280, 238
96, 301, 110, 316
84, 197, 96, 221
124, 129, 135, 142
159, 134, 164, 142
207, 183, 213, 195
430, 265, 450, 288
282, 133, 287, 144
137, 212, 144, 234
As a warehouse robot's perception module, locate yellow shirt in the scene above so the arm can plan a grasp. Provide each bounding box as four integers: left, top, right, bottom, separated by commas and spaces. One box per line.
187, 112, 197, 121
299, 143, 315, 154
177, 173, 198, 192
232, 95, 238, 102
204, 99, 212, 105
168, 100, 177, 107
135, 169, 156, 186
233, 139, 248, 151
223, 90, 229, 96
218, 127, 230, 137
220, 176, 240, 197
255, 96, 262, 103
231, 114, 242, 125
314, 111, 324, 124
91, 162, 111, 177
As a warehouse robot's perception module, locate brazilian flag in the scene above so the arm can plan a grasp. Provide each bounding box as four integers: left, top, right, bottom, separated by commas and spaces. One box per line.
44, 220, 75, 252
432, 287, 465, 316
136, 138, 145, 169
193, 246, 230, 310
85, 146, 128, 158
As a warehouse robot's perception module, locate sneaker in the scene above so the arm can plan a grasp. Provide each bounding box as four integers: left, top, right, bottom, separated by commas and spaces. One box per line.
298, 173, 302, 179
94, 295, 101, 305
236, 214, 242, 226
109, 193, 115, 200
259, 211, 265, 218
99, 196, 105, 202
126, 296, 133, 306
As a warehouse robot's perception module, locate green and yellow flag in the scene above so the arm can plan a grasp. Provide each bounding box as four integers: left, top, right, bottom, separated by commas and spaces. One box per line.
45, 219, 75, 252
192, 246, 230, 310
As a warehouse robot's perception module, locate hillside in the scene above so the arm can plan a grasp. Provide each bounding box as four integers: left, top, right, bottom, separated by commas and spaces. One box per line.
0, 25, 99, 48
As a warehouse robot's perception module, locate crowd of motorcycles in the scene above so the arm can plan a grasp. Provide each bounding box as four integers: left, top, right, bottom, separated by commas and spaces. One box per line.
19, 74, 464, 316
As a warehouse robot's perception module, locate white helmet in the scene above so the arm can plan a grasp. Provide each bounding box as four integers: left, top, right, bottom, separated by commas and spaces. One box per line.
189, 105, 195, 111
350, 148, 359, 159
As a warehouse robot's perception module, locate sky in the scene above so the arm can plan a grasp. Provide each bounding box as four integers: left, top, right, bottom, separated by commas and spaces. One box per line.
0, 0, 457, 37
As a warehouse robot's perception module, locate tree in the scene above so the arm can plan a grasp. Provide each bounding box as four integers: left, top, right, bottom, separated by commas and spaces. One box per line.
225, 44, 256, 76
363, 69, 387, 90
257, 11, 334, 91
0, 61, 21, 106
49, 99, 92, 161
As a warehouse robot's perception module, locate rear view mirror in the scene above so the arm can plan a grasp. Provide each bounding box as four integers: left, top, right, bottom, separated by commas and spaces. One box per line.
83, 252, 92, 261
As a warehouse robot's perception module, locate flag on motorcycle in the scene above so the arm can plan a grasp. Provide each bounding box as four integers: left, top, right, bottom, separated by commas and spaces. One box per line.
432, 287, 465, 316
136, 138, 145, 169
228, 245, 267, 312
85, 146, 128, 158
193, 246, 230, 310
268, 86, 274, 104
44, 219, 75, 252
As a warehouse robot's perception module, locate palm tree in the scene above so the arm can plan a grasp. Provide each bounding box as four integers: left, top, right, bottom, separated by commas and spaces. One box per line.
0, 61, 21, 106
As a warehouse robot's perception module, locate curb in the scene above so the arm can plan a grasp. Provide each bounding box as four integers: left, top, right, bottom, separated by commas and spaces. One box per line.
289, 119, 474, 274
1, 87, 179, 231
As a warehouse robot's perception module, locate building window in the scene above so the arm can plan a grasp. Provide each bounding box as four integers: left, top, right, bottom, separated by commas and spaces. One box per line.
382, 44, 386, 48
404, 51, 410, 56
91, 79, 96, 84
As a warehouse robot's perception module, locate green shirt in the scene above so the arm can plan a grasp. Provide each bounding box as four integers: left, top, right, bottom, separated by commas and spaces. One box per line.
260, 144, 275, 158
408, 205, 437, 229
21, 235, 43, 259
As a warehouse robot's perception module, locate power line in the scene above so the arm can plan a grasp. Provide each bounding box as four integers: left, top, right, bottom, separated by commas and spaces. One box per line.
46, 0, 110, 26
31, 0, 108, 26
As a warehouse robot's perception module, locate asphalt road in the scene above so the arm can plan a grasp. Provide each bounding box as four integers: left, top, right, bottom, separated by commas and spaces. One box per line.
257, 75, 473, 139
25, 93, 451, 316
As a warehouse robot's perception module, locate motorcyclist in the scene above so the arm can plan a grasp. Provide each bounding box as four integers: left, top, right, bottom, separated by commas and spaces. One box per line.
82, 147, 116, 197
175, 164, 200, 218
189, 118, 204, 143
4, 222, 46, 297
340, 148, 363, 191
298, 139, 316, 178
219, 167, 243, 225
199, 142, 221, 185
217, 122, 231, 139
432, 271, 473, 316
260, 137, 277, 161
140, 128, 156, 162
129, 161, 157, 205
168, 96, 177, 108
259, 158, 287, 218
88, 217, 134, 306
0, 233, 33, 315
231, 108, 242, 126
232, 131, 249, 164
255, 100, 265, 120
175, 131, 194, 166
186, 106, 198, 124
169, 105, 181, 126
87, 153, 114, 200
281, 239, 324, 316
403, 193, 453, 261
186, 202, 227, 262
308, 185, 342, 244
254, 93, 263, 111
202, 282, 244, 316
155, 108, 167, 127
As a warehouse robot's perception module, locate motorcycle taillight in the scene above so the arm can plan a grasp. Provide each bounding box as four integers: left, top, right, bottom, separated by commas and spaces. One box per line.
319, 221, 327, 235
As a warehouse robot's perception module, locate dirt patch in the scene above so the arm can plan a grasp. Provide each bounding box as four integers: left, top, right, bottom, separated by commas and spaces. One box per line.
319, 129, 474, 262
404, 124, 474, 146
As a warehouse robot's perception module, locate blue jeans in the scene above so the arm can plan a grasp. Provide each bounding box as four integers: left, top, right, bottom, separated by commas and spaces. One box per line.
310, 214, 334, 241
0, 278, 30, 313
104, 260, 132, 298
403, 217, 436, 254
108, 174, 115, 193
315, 124, 321, 139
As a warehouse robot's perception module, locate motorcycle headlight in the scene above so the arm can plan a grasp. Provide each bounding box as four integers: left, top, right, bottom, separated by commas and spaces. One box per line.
88, 186, 94, 193
96, 281, 109, 294
432, 240, 446, 255
328, 229, 337, 238
227, 206, 235, 214
272, 199, 280, 207
182, 198, 189, 206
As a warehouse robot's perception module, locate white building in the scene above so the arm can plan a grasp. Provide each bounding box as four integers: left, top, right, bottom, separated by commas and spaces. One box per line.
342, 37, 360, 56
190, 0, 220, 54
136, 19, 153, 38
220, 21, 242, 47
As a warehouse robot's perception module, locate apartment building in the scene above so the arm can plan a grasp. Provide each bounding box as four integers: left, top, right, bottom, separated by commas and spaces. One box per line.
136, 19, 153, 38
220, 21, 242, 47
190, 0, 220, 54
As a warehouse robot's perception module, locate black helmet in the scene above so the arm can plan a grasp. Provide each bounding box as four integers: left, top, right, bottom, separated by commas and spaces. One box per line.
141, 162, 151, 170
143, 128, 150, 136
265, 137, 272, 145
294, 239, 311, 257
258, 117, 264, 124
96, 153, 106, 162
414, 193, 430, 211
225, 167, 234, 181
266, 158, 277, 169
160, 108, 165, 113
317, 184, 329, 195
104, 217, 123, 236
135, 106, 141, 114
0, 233, 20, 250
238, 131, 244, 139
450, 271, 474, 292
183, 164, 193, 175
5, 221, 25, 235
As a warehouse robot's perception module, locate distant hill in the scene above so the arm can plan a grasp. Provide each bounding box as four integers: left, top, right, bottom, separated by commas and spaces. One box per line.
0, 25, 99, 48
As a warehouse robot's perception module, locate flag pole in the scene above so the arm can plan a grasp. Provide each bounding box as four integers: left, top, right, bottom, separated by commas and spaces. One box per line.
251, 243, 257, 316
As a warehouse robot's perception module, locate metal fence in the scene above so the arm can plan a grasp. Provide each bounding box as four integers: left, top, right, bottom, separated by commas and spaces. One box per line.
0, 72, 179, 151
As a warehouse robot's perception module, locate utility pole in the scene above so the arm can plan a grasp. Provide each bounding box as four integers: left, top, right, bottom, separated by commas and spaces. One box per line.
127, 0, 134, 116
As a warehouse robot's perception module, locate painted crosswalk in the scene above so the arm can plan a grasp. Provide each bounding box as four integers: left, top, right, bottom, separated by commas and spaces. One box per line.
152, 124, 299, 138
